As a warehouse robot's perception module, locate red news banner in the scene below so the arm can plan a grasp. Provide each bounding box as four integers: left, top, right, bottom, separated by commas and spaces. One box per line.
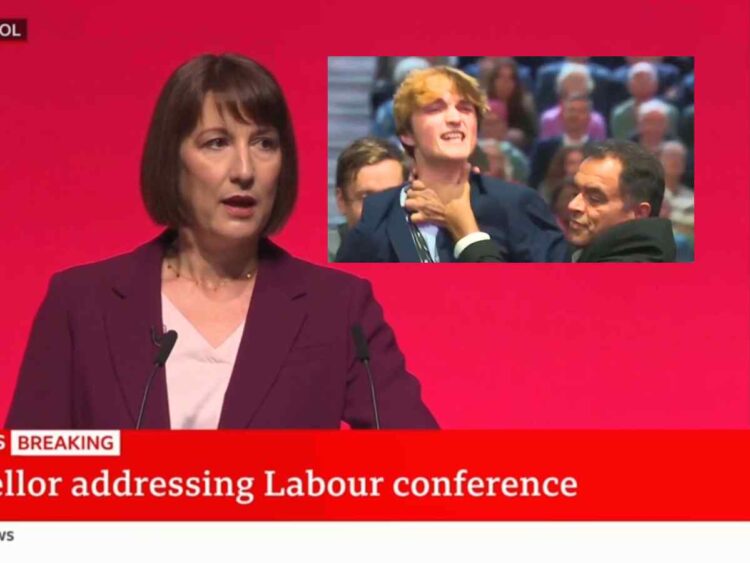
0, 430, 749, 520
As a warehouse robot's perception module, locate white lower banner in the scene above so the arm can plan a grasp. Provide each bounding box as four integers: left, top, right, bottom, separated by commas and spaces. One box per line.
0, 522, 748, 562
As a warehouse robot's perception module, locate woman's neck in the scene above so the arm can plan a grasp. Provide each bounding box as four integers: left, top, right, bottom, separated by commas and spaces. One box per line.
171, 228, 259, 284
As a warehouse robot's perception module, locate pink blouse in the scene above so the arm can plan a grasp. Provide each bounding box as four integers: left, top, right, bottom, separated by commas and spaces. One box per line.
161, 293, 244, 429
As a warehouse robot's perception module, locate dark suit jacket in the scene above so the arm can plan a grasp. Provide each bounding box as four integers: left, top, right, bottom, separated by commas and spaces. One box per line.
6, 233, 437, 430
456, 219, 678, 263
336, 175, 568, 263
576, 218, 677, 262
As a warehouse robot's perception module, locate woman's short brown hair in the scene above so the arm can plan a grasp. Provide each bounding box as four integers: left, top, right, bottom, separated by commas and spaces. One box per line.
141, 53, 298, 235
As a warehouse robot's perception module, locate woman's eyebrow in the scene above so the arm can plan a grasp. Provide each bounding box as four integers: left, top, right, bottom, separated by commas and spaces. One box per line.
196, 126, 230, 136
252, 125, 277, 135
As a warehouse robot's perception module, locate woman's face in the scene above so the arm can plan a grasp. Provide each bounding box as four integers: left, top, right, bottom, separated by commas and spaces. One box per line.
493, 66, 516, 101
178, 92, 282, 243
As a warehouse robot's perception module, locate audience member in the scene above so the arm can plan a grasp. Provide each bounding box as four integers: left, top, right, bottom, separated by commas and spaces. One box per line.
529, 94, 592, 189
610, 57, 681, 106
461, 58, 534, 92
535, 57, 612, 116
635, 99, 673, 154
658, 140, 694, 236
479, 57, 538, 150
330, 137, 409, 260
539, 62, 607, 141
610, 62, 678, 140
477, 100, 530, 183
478, 138, 530, 184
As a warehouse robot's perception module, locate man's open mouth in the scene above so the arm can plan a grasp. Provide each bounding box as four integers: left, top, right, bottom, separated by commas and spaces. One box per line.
440, 131, 465, 141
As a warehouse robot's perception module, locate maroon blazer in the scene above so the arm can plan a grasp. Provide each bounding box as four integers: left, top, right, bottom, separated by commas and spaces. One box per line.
6, 233, 437, 429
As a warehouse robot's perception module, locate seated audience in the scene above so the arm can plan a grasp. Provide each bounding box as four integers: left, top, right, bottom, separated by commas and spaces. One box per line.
461, 58, 534, 92
610, 62, 678, 140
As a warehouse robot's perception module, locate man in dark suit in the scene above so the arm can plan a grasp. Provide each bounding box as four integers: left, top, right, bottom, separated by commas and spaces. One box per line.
329, 137, 409, 261
336, 65, 568, 263
435, 140, 677, 263
568, 140, 676, 262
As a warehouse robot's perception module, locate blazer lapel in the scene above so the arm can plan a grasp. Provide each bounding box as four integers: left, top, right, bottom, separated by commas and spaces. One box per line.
386, 195, 420, 263
218, 241, 307, 428
104, 233, 172, 429
467, 174, 498, 238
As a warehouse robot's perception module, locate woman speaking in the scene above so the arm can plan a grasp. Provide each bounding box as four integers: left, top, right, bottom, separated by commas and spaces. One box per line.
6, 54, 437, 430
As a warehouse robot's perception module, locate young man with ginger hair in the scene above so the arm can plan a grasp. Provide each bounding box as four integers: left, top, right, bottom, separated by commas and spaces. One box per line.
336, 66, 567, 263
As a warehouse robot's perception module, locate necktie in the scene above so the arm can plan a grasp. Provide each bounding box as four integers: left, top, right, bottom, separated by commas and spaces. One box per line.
408, 221, 435, 263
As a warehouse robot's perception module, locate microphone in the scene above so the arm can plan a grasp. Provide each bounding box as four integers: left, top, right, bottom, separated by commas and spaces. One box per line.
136, 329, 178, 429
154, 330, 178, 366
351, 325, 380, 430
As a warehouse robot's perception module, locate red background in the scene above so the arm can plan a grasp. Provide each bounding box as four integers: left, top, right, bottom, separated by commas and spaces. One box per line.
0, 0, 748, 428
